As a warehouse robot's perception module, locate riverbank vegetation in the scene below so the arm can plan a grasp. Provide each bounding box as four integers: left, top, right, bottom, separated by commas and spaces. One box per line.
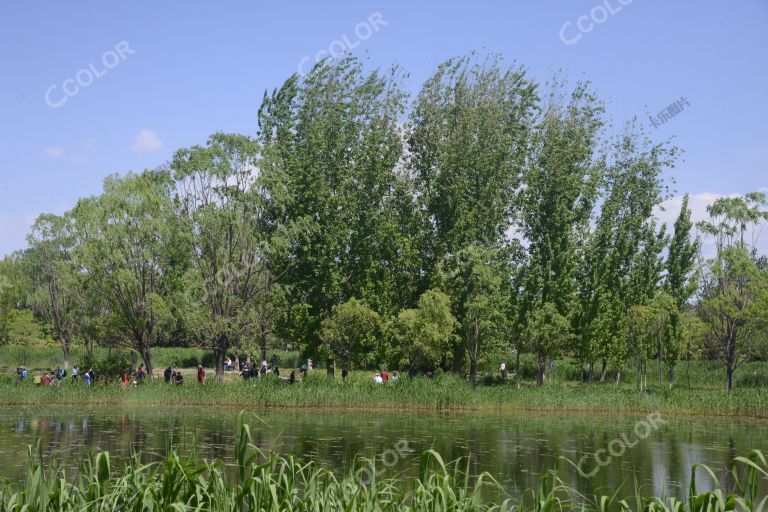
2, 367, 768, 418
1, 418, 766, 511
0, 53, 767, 397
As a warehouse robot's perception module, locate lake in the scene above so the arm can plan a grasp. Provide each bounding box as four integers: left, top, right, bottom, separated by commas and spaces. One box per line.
1, 406, 766, 498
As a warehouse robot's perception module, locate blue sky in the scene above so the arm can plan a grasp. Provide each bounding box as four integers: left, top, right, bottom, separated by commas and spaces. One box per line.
1, 0, 766, 256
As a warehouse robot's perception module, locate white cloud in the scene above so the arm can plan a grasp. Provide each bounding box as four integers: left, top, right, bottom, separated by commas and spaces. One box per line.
44, 147, 65, 159
43, 143, 89, 165
131, 129, 163, 153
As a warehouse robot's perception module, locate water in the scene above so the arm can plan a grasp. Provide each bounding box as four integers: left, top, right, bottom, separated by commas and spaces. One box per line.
1, 406, 766, 498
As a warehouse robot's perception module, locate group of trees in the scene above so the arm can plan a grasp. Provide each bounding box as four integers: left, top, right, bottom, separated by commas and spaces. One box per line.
1, 54, 766, 391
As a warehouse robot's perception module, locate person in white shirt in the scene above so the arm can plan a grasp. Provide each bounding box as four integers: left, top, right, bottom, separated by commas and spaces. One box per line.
373, 372, 383, 384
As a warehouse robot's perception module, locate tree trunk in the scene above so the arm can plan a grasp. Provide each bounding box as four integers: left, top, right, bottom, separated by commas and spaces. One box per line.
615, 369, 621, 387
60, 337, 70, 369
726, 361, 735, 394
139, 345, 153, 381
587, 361, 594, 387
599, 358, 607, 383
86, 338, 94, 360
668, 365, 674, 390
259, 323, 267, 362
536, 354, 546, 386
515, 350, 521, 389
469, 356, 477, 389
214, 343, 227, 381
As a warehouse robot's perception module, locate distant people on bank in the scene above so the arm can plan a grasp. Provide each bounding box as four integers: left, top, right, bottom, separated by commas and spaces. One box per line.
164, 366, 172, 383
71, 365, 78, 381
342, 366, 348, 383
373, 372, 383, 384
224, 357, 232, 371
381, 368, 389, 383
174, 371, 184, 385
499, 362, 507, 380
137, 365, 146, 383
260, 359, 268, 377
84, 371, 92, 385
289, 369, 295, 384
307, 358, 313, 371
391, 370, 399, 382
270, 353, 279, 371
197, 365, 206, 384
300, 363, 308, 379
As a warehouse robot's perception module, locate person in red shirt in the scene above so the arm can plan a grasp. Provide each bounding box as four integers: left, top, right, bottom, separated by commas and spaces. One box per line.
42, 372, 51, 386
381, 368, 389, 383
197, 365, 205, 384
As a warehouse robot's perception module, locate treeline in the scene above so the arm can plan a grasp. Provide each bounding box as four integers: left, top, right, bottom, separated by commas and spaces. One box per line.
1, 54, 766, 391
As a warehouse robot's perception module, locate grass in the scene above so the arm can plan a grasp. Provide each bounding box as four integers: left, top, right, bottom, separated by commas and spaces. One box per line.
2, 370, 768, 419
1, 415, 766, 511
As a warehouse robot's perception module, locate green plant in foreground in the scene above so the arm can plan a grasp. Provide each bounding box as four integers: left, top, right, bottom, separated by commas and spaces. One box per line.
1, 413, 767, 511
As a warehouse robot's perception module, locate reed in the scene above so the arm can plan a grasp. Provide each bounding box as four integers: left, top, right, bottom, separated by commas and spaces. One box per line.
1, 414, 766, 511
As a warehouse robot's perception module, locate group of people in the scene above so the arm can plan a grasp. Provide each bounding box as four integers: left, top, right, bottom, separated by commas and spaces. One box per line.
17, 365, 94, 385
240, 354, 288, 381
162, 365, 206, 385
372, 368, 399, 384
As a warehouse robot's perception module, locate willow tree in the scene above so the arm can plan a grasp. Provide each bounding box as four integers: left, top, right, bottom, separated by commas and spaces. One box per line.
71, 171, 176, 378
257, 56, 410, 358
171, 133, 282, 379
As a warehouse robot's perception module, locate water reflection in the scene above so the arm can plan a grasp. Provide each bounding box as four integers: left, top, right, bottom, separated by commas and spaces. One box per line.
1, 407, 766, 498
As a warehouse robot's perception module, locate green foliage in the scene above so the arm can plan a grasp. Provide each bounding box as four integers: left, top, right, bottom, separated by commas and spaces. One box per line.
390, 289, 458, 373
320, 298, 383, 369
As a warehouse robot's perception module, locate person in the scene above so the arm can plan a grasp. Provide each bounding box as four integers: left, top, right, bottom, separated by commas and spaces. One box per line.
224, 356, 232, 371
373, 372, 383, 384
137, 365, 145, 384
300, 363, 308, 379
391, 370, 400, 383
341, 366, 348, 383
381, 368, 389, 383
260, 359, 268, 376
87, 368, 95, 382
121, 371, 129, 389
197, 365, 205, 384
174, 371, 184, 385
327, 363, 335, 379
274, 366, 280, 378
289, 369, 295, 384
84, 371, 91, 386
164, 366, 172, 383
307, 358, 313, 371
42, 372, 51, 386
499, 362, 507, 381
270, 353, 278, 371
71, 365, 78, 381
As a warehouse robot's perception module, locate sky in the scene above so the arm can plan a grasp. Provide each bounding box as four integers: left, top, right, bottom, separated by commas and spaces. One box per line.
1, 0, 766, 257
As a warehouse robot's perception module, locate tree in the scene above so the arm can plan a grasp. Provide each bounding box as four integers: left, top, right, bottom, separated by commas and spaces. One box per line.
319, 298, 382, 369
25, 213, 84, 368
663, 194, 700, 388
519, 81, 605, 382
71, 171, 177, 379
390, 289, 458, 375
257, 56, 410, 357
698, 192, 768, 393
171, 133, 283, 379
524, 301, 572, 385
438, 245, 507, 388
699, 246, 768, 393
